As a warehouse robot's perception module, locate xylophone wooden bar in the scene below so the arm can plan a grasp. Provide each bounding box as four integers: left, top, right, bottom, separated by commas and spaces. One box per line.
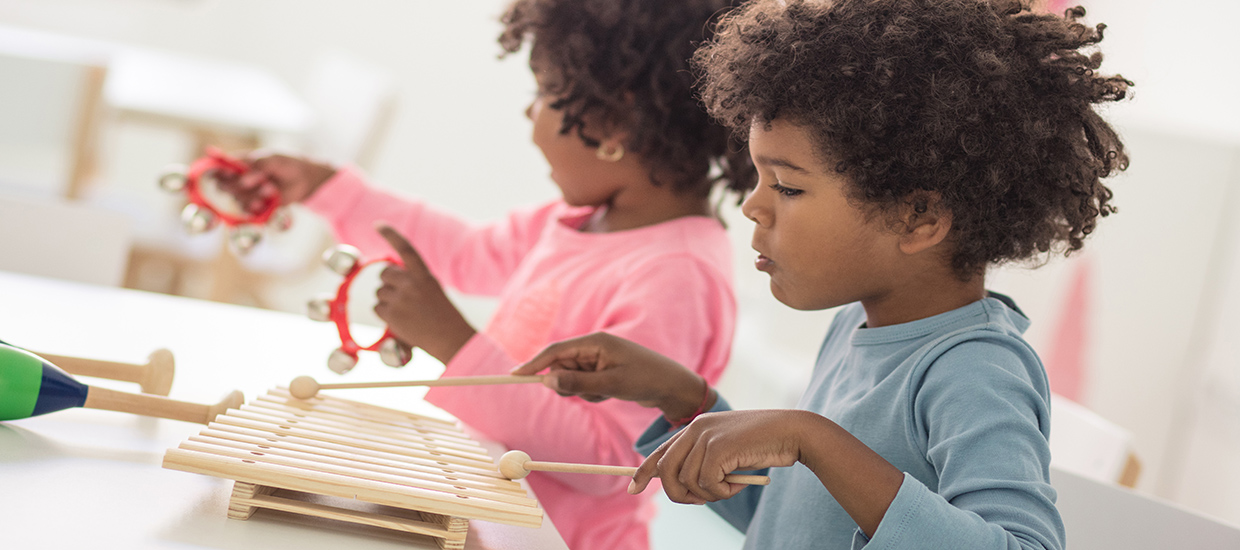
163, 388, 544, 549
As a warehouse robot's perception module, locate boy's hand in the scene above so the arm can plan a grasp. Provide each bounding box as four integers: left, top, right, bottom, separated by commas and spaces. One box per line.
511, 333, 708, 420
214, 153, 336, 213
374, 224, 476, 364
628, 409, 809, 503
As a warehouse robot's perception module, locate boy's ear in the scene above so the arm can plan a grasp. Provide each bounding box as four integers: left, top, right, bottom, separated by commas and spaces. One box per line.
897, 191, 952, 255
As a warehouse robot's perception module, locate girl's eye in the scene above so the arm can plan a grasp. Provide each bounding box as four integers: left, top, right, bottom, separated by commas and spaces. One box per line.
770, 181, 803, 197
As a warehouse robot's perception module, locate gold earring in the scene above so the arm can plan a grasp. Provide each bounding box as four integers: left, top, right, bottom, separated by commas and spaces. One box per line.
596, 142, 625, 162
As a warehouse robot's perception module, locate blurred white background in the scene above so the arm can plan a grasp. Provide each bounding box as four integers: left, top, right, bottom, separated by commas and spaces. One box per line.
2, 0, 1240, 543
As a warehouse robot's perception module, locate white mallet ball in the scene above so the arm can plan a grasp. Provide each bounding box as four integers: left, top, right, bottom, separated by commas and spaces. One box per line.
289, 376, 321, 400
498, 450, 532, 480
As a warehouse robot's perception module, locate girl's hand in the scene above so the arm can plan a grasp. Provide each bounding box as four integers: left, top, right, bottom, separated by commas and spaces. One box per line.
374, 224, 476, 364
628, 409, 810, 503
215, 153, 336, 213
510, 333, 709, 421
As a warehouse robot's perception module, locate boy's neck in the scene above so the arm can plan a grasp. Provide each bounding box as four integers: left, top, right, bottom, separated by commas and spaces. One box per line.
860, 270, 987, 328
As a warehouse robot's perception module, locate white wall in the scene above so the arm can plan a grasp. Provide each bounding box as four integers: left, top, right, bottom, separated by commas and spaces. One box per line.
3, 0, 1240, 529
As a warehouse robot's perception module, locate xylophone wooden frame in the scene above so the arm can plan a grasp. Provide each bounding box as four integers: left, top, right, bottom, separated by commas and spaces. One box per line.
163, 388, 543, 549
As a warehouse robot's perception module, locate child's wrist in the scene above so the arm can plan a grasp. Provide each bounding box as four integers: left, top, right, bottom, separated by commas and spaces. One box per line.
794, 411, 843, 472
661, 374, 714, 427
303, 160, 338, 200
425, 325, 476, 366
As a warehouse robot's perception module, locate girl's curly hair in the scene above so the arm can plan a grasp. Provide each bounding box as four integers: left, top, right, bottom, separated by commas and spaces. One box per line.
500, 0, 756, 201
696, 0, 1131, 276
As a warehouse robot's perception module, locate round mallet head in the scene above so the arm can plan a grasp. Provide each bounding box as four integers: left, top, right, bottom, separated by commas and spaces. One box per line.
498, 450, 533, 480
288, 376, 321, 400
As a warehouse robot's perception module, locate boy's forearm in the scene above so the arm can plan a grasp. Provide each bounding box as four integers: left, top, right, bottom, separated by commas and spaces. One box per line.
796, 411, 904, 538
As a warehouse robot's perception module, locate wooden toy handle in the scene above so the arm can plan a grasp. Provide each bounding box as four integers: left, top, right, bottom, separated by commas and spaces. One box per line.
525, 460, 770, 486
83, 386, 243, 424
37, 349, 175, 396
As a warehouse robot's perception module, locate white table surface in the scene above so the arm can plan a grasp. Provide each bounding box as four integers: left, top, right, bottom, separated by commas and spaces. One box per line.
105, 48, 314, 136
0, 270, 567, 550
0, 24, 313, 137
1052, 467, 1240, 548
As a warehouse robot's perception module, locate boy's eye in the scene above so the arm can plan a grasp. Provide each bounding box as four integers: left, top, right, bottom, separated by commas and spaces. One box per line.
770, 181, 803, 197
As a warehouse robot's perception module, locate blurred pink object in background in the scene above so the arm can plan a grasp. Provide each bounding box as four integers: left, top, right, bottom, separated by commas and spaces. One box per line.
1046, 0, 1077, 14
1044, 259, 1093, 402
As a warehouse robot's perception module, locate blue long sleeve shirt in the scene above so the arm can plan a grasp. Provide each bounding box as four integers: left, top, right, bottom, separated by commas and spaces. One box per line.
636, 295, 1065, 549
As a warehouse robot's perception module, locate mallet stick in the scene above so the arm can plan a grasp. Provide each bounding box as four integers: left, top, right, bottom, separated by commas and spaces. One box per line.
289, 375, 545, 400
498, 451, 771, 486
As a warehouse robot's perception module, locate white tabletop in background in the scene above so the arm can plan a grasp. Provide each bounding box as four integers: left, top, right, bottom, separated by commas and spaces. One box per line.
0, 24, 313, 137
105, 48, 314, 136
0, 270, 567, 550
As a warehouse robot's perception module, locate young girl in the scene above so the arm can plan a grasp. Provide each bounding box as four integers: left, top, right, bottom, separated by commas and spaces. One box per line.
220, 1, 754, 549
513, 1, 1130, 548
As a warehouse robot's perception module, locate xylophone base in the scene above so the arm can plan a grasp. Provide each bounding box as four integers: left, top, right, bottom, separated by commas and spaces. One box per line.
226, 480, 470, 549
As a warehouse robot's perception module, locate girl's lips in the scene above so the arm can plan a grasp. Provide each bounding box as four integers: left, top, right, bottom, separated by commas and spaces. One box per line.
755, 254, 773, 272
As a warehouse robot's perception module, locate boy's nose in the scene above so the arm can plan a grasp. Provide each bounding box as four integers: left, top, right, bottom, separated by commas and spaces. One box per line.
740, 186, 772, 227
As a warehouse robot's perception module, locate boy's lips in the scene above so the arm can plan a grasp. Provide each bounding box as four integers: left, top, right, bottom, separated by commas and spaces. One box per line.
754, 251, 774, 272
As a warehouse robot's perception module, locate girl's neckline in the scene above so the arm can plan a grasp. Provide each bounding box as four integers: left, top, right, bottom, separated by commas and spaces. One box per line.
558, 205, 719, 235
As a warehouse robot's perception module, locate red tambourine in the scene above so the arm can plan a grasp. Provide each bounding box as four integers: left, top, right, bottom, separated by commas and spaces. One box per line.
306, 244, 412, 374
157, 147, 292, 254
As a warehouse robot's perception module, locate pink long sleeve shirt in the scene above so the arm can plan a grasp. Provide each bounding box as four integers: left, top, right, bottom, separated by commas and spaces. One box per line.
304, 167, 737, 550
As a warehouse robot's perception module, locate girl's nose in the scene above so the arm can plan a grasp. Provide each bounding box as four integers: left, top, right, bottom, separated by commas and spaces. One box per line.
525, 96, 542, 121
740, 185, 771, 227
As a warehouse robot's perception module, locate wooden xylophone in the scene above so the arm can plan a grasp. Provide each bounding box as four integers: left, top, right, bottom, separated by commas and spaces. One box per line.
162, 388, 544, 549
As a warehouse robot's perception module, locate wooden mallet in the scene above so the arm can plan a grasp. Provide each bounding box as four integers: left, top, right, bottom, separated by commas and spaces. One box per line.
497, 450, 771, 486
0, 343, 242, 424
288, 374, 547, 400
34, 349, 175, 396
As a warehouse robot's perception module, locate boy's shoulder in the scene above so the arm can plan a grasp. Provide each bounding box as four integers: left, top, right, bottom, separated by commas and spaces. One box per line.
911, 295, 1049, 402
823, 295, 1042, 382
827, 293, 1030, 346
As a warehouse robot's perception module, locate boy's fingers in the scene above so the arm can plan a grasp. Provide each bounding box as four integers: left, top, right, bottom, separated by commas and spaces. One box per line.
510, 337, 601, 376
681, 436, 732, 501
376, 223, 430, 274
628, 445, 666, 495
550, 368, 624, 398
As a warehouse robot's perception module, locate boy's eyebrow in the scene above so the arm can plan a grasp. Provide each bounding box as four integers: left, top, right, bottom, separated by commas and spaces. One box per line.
753, 155, 810, 174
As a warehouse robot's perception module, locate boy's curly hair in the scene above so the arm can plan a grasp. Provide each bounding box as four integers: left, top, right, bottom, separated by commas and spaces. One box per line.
696, 0, 1131, 277
499, 0, 756, 201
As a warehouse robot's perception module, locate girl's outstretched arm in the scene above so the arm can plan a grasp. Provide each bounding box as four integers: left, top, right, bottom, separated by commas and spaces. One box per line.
304, 166, 555, 296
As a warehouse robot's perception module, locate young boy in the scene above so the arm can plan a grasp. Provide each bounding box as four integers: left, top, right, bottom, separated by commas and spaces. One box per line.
512, 0, 1130, 548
